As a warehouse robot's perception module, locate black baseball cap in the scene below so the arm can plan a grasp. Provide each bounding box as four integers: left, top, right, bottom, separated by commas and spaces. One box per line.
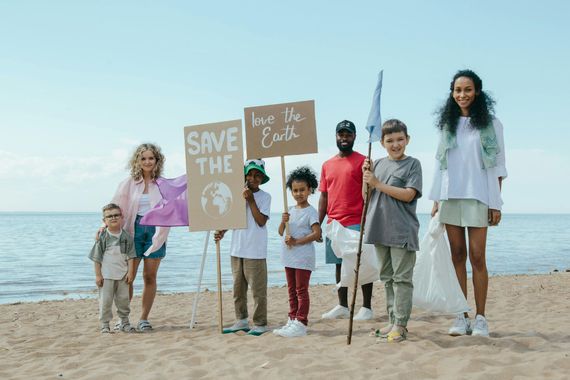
336, 120, 356, 134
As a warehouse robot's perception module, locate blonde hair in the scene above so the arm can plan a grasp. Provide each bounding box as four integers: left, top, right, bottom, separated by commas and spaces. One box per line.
128, 143, 165, 180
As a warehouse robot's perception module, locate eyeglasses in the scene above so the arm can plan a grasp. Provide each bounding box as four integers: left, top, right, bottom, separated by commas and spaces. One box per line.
245, 159, 265, 167
104, 213, 122, 219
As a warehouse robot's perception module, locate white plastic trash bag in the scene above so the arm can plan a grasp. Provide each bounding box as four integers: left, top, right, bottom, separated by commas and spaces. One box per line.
326, 220, 379, 287
412, 214, 470, 314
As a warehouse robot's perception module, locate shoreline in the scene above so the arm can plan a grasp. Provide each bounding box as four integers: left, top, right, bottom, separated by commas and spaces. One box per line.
2, 273, 569, 379
3, 271, 569, 307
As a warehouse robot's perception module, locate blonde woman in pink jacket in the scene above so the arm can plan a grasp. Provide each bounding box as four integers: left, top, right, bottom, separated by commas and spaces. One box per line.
110, 143, 170, 332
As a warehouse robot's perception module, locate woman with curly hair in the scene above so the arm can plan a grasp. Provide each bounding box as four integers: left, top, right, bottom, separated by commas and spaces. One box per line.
273, 166, 321, 337
429, 70, 507, 337
109, 143, 170, 332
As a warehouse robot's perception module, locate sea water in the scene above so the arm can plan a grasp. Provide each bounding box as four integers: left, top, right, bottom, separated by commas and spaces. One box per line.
0, 212, 568, 304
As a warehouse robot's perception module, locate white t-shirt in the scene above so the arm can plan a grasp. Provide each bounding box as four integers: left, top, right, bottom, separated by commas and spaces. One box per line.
230, 189, 271, 259
101, 230, 129, 280
429, 117, 507, 210
137, 193, 151, 216
281, 205, 319, 271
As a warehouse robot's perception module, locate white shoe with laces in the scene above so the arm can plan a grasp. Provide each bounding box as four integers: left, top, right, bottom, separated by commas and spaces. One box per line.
471, 314, 489, 337
448, 314, 471, 336
277, 319, 307, 337
353, 307, 374, 321
273, 318, 293, 335
321, 305, 350, 319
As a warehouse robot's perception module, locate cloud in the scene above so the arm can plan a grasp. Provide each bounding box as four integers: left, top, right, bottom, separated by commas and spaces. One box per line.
0, 149, 130, 184
0, 147, 567, 213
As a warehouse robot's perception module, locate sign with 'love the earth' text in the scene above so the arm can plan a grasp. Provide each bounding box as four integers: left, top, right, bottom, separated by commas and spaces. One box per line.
243, 100, 317, 159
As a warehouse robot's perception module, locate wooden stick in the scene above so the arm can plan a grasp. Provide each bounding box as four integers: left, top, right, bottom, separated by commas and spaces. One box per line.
280, 156, 290, 235
216, 238, 223, 334
189, 230, 210, 330
347, 141, 373, 345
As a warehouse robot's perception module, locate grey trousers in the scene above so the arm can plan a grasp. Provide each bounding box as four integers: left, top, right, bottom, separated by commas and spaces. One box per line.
375, 245, 416, 327
231, 256, 267, 326
99, 278, 130, 327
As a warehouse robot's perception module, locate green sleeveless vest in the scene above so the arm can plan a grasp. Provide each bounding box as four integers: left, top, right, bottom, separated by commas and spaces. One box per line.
436, 121, 499, 170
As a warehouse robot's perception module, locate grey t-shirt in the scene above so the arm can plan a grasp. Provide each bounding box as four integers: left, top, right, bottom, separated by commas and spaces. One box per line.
364, 156, 422, 251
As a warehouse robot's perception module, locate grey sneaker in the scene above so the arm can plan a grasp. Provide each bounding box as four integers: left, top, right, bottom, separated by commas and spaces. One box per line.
247, 325, 269, 336
223, 318, 250, 334
471, 315, 489, 337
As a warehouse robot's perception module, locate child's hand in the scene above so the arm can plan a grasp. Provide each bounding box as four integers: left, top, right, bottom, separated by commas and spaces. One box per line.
281, 212, 290, 224
214, 230, 226, 242
362, 158, 372, 173
285, 235, 297, 247
95, 227, 105, 241
243, 187, 254, 202
126, 271, 135, 285
363, 170, 379, 188
95, 275, 104, 288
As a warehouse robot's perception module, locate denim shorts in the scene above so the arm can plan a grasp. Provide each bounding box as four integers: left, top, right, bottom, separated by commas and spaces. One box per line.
134, 215, 166, 259
325, 224, 360, 264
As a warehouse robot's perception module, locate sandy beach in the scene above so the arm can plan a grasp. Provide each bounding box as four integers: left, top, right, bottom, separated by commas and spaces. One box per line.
1, 273, 569, 380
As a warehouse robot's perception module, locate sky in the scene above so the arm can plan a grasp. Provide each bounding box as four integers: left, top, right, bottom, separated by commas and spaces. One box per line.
1, 0, 569, 213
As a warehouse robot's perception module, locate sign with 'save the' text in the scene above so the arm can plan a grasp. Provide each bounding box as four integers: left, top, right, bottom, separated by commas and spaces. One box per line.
184, 120, 247, 232
244, 100, 317, 159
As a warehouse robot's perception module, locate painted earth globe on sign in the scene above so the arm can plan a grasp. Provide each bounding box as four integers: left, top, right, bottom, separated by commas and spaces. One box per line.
201, 181, 233, 219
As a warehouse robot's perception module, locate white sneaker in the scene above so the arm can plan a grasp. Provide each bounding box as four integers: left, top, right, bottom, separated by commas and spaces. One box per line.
448, 314, 471, 336
353, 307, 374, 321
321, 305, 350, 319
471, 314, 489, 337
277, 320, 307, 337
273, 318, 293, 335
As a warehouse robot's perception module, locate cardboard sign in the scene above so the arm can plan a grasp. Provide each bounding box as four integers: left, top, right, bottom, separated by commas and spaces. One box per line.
244, 100, 317, 159
184, 120, 247, 232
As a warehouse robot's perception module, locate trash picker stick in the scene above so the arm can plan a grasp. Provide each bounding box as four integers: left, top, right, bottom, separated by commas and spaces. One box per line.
347, 136, 373, 345
189, 230, 210, 330
216, 236, 223, 334
281, 156, 290, 235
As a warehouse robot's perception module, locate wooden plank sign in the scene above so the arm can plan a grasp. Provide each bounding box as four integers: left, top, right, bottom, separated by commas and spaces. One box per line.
243, 100, 317, 159
184, 120, 247, 232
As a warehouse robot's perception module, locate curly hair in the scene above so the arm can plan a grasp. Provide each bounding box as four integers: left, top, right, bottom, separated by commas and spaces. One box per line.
436, 69, 496, 133
128, 143, 165, 181
286, 166, 318, 194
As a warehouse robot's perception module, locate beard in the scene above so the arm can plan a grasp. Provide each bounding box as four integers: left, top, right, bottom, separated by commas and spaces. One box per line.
336, 140, 354, 153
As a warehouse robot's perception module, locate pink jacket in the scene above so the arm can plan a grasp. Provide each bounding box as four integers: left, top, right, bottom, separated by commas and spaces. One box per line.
112, 177, 170, 256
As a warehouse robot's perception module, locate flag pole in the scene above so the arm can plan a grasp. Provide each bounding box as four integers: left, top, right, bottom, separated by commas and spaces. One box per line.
347, 69, 382, 345
347, 132, 373, 345
189, 230, 210, 330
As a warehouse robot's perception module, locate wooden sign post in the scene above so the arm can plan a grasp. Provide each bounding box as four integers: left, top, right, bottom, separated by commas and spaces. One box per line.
244, 100, 318, 230
184, 119, 247, 333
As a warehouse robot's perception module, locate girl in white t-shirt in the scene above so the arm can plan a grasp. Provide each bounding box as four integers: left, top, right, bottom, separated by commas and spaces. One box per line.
273, 166, 322, 337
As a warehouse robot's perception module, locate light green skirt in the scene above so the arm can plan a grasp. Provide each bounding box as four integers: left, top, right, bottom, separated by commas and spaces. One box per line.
439, 199, 488, 227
